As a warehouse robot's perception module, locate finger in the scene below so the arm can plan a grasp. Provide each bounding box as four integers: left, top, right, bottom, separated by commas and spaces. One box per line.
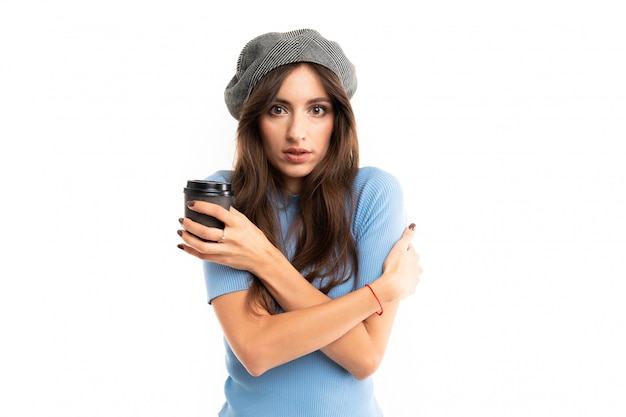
399, 223, 416, 244
178, 242, 209, 260
178, 223, 224, 251
180, 217, 224, 242
180, 230, 230, 258
186, 201, 231, 224
178, 242, 235, 268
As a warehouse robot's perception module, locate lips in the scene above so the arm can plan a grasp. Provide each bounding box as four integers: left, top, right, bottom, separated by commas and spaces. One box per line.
283, 148, 311, 163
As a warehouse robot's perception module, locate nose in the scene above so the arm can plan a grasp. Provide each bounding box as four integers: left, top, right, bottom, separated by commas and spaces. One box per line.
286, 112, 306, 142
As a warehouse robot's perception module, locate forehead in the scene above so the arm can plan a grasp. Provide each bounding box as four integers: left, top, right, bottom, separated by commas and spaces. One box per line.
276, 64, 329, 98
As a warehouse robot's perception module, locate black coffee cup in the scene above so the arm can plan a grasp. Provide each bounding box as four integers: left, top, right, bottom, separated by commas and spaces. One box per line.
183, 180, 234, 231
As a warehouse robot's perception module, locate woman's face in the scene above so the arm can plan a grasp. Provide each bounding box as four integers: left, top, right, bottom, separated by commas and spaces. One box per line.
259, 64, 334, 195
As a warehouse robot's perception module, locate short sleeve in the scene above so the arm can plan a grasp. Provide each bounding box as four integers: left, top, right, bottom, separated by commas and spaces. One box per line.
201, 170, 252, 304
351, 167, 407, 288
203, 261, 251, 304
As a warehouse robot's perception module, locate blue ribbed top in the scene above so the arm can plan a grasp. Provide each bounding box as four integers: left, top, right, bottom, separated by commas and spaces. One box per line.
202, 166, 406, 417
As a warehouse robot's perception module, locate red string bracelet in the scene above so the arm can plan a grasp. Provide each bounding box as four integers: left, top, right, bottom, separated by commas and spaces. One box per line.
365, 284, 383, 316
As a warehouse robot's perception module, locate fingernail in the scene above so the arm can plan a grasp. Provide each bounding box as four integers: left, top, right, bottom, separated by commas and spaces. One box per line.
177, 244, 185, 250
177, 230, 183, 237
178, 218, 184, 224
408, 223, 416, 231
187, 201, 195, 207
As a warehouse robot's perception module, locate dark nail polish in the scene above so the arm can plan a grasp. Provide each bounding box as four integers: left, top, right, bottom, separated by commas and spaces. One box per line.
187, 201, 195, 207
177, 230, 183, 237
178, 218, 184, 224
177, 244, 185, 250
408, 223, 416, 231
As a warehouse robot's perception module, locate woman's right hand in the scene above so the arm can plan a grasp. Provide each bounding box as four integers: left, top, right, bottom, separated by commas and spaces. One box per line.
178, 201, 282, 276
377, 224, 422, 304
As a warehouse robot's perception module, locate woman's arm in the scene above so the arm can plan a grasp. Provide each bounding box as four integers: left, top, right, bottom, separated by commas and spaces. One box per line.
209, 279, 395, 377
249, 225, 416, 379
178, 203, 420, 379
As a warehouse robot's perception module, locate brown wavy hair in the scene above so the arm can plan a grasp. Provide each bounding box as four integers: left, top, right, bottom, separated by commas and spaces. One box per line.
232, 63, 360, 314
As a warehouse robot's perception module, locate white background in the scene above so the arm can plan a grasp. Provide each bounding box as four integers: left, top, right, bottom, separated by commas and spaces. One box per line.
1, 1, 625, 416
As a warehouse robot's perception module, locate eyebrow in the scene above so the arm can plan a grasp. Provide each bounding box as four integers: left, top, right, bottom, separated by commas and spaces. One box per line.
273, 97, 332, 106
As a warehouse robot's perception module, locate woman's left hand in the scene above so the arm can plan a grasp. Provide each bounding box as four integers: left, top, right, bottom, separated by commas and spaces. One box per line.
177, 201, 278, 274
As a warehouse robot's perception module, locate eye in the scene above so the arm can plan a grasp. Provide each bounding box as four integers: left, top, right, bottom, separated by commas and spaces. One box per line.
310, 105, 327, 116
269, 105, 287, 115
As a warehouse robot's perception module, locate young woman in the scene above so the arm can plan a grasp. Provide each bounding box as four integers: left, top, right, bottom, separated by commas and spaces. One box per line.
177, 29, 422, 417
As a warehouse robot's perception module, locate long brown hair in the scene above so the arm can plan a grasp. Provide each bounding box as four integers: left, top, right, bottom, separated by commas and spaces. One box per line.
232, 63, 359, 314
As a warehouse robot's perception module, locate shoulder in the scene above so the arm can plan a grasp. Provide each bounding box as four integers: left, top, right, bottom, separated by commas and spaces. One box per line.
352, 166, 403, 201
351, 166, 405, 236
205, 170, 233, 183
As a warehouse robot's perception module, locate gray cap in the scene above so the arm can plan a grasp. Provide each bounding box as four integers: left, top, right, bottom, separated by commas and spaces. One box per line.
224, 29, 357, 120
